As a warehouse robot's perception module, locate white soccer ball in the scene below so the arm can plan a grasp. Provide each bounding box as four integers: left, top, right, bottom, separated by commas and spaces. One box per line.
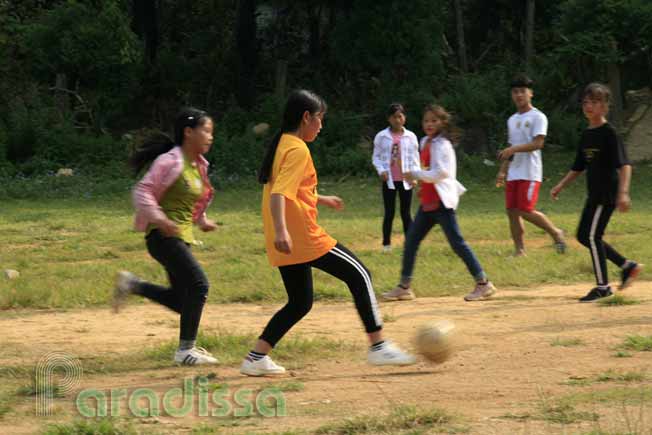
415, 320, 456, 363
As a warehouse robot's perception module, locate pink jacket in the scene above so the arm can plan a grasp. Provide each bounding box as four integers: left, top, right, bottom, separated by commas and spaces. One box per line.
133, 146, 214, 232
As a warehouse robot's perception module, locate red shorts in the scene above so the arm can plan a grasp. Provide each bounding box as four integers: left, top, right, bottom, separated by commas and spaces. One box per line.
505, 180, 541, 212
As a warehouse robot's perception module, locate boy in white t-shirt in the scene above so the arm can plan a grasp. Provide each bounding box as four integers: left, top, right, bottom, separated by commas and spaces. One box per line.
496, 75, 566, 256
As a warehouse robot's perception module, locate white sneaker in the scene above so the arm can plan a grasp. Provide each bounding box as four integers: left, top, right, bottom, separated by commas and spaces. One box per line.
367, 341, 416, 366
113, 271, 139, 313
174, 347, 218, 365
240, 355, 286, 376
382, 245, 392, 253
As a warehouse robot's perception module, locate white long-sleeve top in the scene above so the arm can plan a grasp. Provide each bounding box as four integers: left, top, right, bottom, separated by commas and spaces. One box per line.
371, 127, 421, 190
412, 134, 467, 210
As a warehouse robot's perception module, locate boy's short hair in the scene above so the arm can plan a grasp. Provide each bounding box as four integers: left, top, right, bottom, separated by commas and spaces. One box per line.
582, 82, 611, 104
510, 74, 534, 89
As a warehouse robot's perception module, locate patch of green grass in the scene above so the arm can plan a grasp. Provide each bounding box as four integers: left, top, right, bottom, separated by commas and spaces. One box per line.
382, 313, 397, 323
596, 369, 646, 383
551, 337, 584, 347
0, 390, 12, 419
620, 335, 652, 352
597, 294, 642, 306
17, 379, 64, 398
536, 401, 598, 424
1, 156, 651, 310
613, 351, 633, 358
563, 387, 652, 406
43, 418, 139, 435
498, 412, 532, 421
314, 405, 466, 434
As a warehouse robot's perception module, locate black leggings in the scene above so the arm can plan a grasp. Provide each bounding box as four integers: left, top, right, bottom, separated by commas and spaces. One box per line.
260, 243, 383, 347
382, 182, 413, 246
576, 201, 627, 286
136, 230, 210, 342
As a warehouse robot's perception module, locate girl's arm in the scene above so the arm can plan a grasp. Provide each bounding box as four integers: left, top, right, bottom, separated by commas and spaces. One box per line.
412, 140, 451, 184
551, 170, 582, 200
617, 165, 632, 212
133, 156, 180, 236
371, 134, 389, 178
271, 193, 292, 253
318, 195, 344, 210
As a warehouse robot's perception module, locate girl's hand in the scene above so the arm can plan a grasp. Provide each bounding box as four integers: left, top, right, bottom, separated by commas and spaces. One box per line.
159, 219, 180, 237
617, 192, 631, 212
495, 171, 506, 188
403, 172, 416, 184
199, 219, 218, 232
321, 195, 345, 211
274, 228, 293, 254
550, 184, 563, 201
380, 172, 389, 182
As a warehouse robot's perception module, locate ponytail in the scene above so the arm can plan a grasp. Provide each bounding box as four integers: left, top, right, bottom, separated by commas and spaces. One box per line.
257, 90, 327, 184
129, 107, 212, 175
258, 132, 282, 184
129, 132, 175, 175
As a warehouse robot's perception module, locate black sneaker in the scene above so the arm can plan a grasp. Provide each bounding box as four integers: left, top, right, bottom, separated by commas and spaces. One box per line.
579, 287, 613, 303
620, 262, 642, 290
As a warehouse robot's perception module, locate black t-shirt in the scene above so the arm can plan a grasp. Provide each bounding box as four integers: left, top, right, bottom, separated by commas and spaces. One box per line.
572, 123, 629, 205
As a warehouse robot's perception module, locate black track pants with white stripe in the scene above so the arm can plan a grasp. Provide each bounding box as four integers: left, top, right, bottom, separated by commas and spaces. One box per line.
260, 243, 383, 347
576, 201, 627, 287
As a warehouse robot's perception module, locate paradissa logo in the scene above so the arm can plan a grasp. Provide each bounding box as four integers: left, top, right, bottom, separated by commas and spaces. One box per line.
76, 376, 286, 418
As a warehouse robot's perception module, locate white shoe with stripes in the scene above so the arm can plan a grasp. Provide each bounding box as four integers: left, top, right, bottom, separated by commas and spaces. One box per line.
174, 347, 218, 365
368, 341, 416, 366
240, 355, 286, 376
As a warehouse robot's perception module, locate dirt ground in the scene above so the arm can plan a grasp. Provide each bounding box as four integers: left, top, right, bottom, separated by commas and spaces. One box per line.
1, 281, 651, 435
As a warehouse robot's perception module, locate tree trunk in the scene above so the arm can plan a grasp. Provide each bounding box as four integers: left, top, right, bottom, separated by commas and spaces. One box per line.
235, 0, 257, 109
608, 39, 624, 128
524, 0, 535, 71
131, 0, 159, 66
453, 0, 468, 72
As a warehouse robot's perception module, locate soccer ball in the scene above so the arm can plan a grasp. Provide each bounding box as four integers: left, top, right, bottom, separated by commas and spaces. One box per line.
415, 320, 456, 363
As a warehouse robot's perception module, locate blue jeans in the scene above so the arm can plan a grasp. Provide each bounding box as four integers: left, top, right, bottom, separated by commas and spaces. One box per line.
401, 206, 486, 284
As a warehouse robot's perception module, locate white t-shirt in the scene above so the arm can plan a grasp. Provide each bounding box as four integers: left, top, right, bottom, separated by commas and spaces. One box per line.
506, 107, 548, 182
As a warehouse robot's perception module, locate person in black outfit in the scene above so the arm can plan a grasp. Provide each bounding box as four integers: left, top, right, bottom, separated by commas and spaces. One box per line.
551, 83, 642, 302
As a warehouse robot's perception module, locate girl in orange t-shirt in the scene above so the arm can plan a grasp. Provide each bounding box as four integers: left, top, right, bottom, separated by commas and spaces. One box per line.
240, 90, 416, 376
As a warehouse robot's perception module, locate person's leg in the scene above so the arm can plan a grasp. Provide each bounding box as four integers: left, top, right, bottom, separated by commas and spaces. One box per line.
577, 202, 615, 302
505, 181, 526, 255
438, 209, 487, 283
257, 263, 314, 349
241, 263, 313, 376
312, 243, 415, 365
399, 207, 436, 287
438, 209, 497, 301
382, 182, 397, 248
507, 208, 526, 255
397, 183, 413, 236
517, 181, 565, 244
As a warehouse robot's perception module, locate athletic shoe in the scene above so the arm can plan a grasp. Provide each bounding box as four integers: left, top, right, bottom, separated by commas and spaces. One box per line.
382, 245, 392, 253
579, 287, 613, 303
620, 262, 643, 290
367, 341, 416, 366
113, 271, 139, 313
554, 230, 567, 254
174, 347, 218, 365
382, 285, 416, 301
240, 355, 286, 376
464, 281, 497, 301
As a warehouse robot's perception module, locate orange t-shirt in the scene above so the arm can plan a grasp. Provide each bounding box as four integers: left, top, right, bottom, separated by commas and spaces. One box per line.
262, 134, 337, 267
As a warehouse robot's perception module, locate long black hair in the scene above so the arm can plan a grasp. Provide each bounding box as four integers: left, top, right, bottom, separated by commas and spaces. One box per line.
129, 107, 212, 174
258, 90, 327, 184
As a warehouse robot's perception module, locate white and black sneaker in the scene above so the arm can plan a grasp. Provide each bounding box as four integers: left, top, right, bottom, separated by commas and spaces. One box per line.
113, 271, 139, 313
367, 341, 416, 366
579, 286, 613, 303
240, 355, 286, 376
174, 347, 218, 365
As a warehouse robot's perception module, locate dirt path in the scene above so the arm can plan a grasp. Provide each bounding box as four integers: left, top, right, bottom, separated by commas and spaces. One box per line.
1, 281, 652, 434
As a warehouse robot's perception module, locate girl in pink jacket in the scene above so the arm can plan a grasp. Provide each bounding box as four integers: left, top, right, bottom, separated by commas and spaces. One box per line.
114, 107, 219, 366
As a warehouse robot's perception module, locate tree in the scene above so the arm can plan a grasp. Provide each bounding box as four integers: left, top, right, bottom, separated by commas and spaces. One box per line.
453, 0, 468, 72
235, 0, 257, 109
524, 0, 535, 71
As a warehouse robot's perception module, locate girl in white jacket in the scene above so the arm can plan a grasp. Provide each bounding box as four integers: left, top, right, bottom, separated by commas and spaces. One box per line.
372, 103, 421, 251
382, 105, 497, 302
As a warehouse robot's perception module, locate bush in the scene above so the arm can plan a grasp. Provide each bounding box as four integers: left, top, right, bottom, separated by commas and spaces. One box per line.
546, 108, 584, 149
